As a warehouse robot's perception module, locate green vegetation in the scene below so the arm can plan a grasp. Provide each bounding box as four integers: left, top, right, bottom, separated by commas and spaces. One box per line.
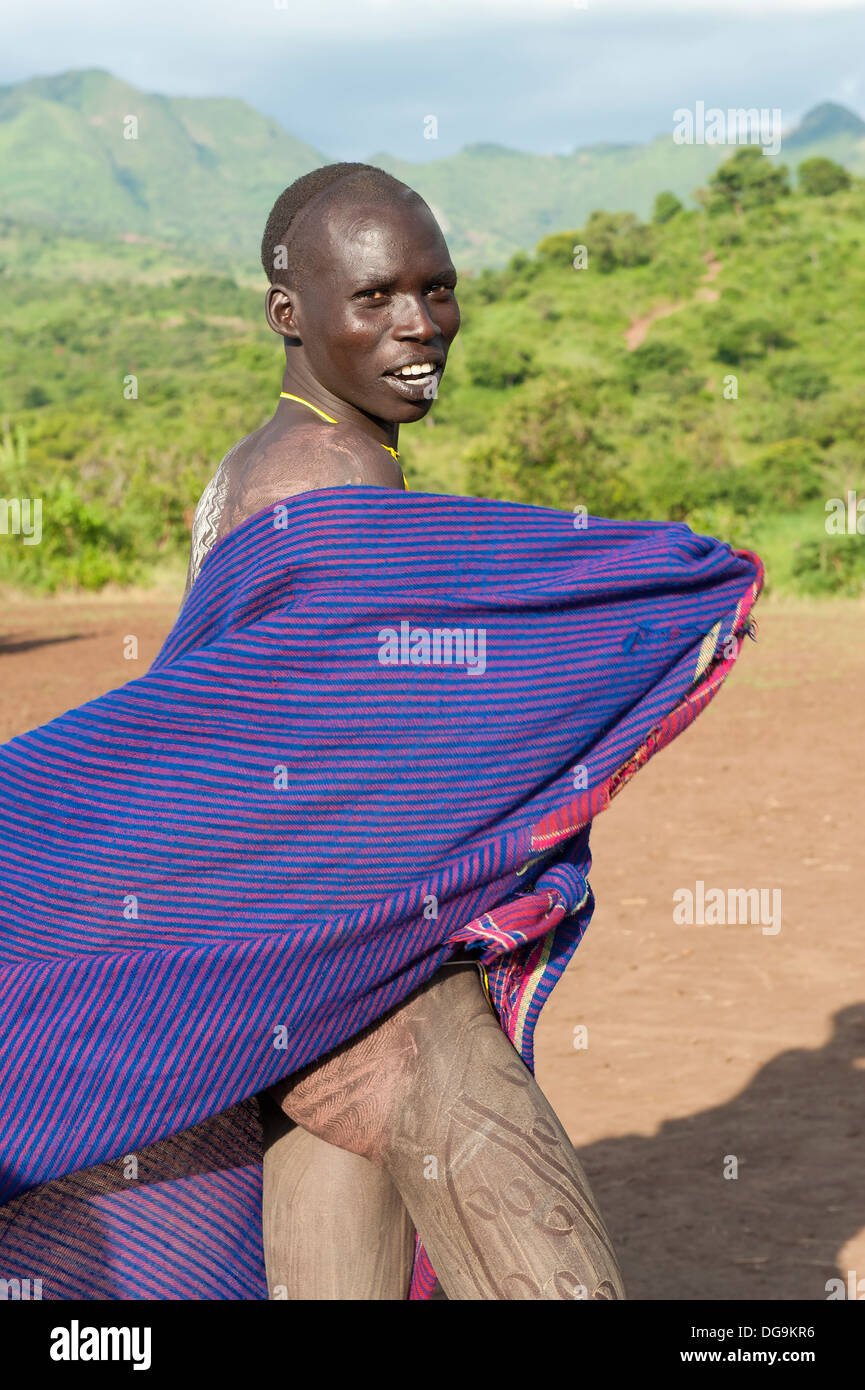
652, 191, 684, 224
2, 149, 864, 597
701, 145, 791, 213
3, 70, 865, 271
536, 211, 656, 274
797, 156, 852, 197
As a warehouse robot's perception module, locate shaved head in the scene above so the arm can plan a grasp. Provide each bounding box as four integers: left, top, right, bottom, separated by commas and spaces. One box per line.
262, 164, 423, 292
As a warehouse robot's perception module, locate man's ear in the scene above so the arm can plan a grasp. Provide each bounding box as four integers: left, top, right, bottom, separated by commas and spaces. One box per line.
265, 284, 301, 340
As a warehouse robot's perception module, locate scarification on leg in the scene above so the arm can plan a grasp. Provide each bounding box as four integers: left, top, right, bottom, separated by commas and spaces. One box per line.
270, 964, 624, 1300
393, 993, 623, 1300
270, 1000, 420, 1165
437, 1095, 622, 1300
443, 1091, 612, 1248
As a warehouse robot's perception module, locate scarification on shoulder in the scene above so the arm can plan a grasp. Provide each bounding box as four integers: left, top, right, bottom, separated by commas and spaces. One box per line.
185, 428, 402, 598
189, 452, 231, 589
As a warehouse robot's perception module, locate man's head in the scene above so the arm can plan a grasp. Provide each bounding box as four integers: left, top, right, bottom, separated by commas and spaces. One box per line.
261, 164, 460, 424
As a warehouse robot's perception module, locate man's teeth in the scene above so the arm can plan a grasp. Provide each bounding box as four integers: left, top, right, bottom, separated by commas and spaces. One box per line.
394, 363, 436, 377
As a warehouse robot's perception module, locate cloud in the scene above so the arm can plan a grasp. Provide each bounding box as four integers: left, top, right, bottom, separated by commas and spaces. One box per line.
2, 0, 863, 161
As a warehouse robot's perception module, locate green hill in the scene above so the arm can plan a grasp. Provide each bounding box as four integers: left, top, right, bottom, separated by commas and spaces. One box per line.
2, 68, 865, 269
2, 151, 863, 599
786, 100, 865, 150
0, 69, 327, 263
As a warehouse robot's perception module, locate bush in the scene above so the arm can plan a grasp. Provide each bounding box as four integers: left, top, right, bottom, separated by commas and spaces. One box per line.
809, 390, 865, 449
582, 211, 655, 273
739, 438, 826, 509
463, 374, 635, 516
797, 157, 851, 197
704, 148, 791, 214
632, 440, 761, 521
473, 267, 506, 304
535, 229, 583, 270
770, 360, 831, 400
23, 384, 51, 408
531, 294, 563, 323
0, 474, 144, 592
536, 213, 655, 274
653, 191, 684, 224
792, 538, 865, 595
621, 341, 694, 394
506, 250, 542, 280
465, 338, 539, 390
635, 455, 724, 521
710, 310, 795, 363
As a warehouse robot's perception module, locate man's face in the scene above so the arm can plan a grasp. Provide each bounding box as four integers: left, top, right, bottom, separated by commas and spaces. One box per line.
287, 194, 460, 423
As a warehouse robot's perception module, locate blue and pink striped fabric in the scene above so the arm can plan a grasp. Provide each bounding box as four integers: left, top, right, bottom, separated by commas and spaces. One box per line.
0, 486, 762, 1300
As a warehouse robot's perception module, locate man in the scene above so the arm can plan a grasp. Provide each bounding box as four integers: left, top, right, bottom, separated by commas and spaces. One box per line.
183, 162, 625, 1301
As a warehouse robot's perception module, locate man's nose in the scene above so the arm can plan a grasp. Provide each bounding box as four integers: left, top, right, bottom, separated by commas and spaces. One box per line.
393, 294, 439, 340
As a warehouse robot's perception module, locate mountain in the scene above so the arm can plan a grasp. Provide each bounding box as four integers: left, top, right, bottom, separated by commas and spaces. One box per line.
369, 138, 734, 265
782, 99, 865, 175
0, 69, 327, 260
1, 69, 864, 269
786, 100, 865, 148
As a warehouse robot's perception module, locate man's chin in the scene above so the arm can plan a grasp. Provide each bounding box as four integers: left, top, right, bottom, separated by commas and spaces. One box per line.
386, 396, 434, 424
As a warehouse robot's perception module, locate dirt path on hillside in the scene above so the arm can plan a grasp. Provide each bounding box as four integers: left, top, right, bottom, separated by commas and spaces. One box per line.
625, 251, 722, 350
2, 591, 863, 1300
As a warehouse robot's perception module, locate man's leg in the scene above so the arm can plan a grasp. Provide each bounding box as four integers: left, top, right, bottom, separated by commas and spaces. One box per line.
259, 1091, 415, 1299
273, 964, 624, 1301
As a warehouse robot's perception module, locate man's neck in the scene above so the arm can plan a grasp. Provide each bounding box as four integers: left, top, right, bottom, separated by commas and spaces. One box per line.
278, 366, 398, 456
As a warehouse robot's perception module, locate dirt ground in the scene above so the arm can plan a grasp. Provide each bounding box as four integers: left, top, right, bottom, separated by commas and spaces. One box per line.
1, 589, 863, 1301
623, 251, 722, 350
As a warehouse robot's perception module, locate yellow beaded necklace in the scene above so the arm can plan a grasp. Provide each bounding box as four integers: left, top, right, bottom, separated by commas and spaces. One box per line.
279, 392, 402, 468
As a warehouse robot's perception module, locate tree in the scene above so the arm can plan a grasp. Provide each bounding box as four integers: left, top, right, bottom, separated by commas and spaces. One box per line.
797, 157, 851, 197
463, 375, 634, 516
703, 147, 790, 215
792, 539, 865, 597
770, 360, 831, 400
582, 211, 655, 272
710, 311, 795, 363
536, 213, 654, 273
652, 190, 683, 224
535, 229, 583, 268
742, 438, 826, 508
621, 340, 695, 395
465, 338, 538, 390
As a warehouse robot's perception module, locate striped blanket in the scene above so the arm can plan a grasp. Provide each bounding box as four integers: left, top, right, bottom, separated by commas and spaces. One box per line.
0, 486, 762, 1300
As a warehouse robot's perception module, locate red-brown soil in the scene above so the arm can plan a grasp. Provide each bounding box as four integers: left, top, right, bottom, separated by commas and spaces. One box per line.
2, 591, 863, 1300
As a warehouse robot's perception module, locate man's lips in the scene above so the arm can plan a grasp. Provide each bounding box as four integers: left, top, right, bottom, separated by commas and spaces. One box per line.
384, 354, 443, 375
381, 358, 443, 401
381, 365, 442, 401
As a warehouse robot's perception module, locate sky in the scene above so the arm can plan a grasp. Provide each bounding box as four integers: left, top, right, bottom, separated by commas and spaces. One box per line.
1, 0, 864, 159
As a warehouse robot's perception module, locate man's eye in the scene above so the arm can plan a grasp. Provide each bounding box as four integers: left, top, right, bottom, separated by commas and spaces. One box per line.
358, 289, 388, 301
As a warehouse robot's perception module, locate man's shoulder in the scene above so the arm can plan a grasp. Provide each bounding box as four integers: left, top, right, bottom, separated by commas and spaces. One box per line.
299, 420, 402, 483
233, 422, 402, 501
